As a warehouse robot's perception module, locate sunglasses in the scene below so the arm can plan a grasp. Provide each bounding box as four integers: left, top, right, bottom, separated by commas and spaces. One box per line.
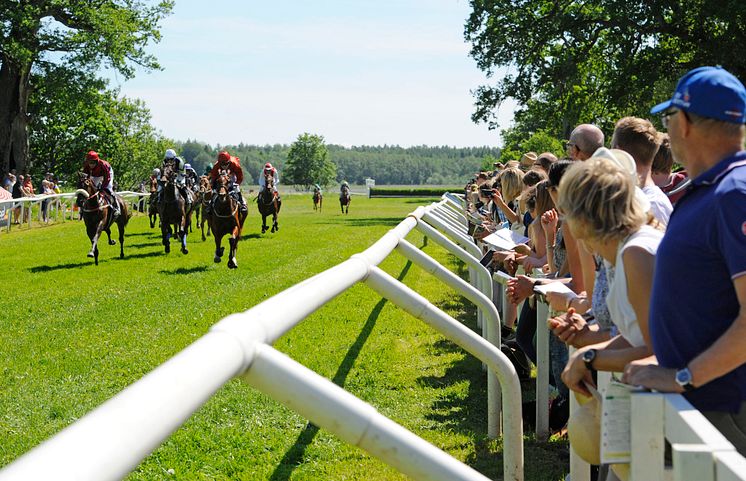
661, 108, 691, 129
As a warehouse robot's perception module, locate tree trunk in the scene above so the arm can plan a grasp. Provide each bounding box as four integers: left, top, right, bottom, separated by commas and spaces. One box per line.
0, 55, 31, 177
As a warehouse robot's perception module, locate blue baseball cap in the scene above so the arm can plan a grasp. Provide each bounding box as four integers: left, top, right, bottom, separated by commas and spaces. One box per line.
651, 66, 746, 124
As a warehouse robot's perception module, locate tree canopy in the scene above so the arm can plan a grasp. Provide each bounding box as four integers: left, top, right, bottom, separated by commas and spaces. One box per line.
0, 0, 173, 176
465, 0, 746, 145
283, 133, 336, 189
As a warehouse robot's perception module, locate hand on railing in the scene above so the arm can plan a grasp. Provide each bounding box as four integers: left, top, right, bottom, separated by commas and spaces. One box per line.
621, 356, 682, 392
507, 274, 535, 304
561, 347, 597, 397
547, 308, 592, 347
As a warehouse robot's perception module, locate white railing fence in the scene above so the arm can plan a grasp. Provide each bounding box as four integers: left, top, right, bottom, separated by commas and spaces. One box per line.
0, 191, 150, 231
0, 197, 524, 481
491, 253, 746, 481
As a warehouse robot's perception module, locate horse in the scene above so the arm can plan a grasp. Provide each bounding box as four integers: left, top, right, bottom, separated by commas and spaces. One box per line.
157, 164, 190, 254
191, 176, 206, 233
199, 175, 213, 241
257, 175, 281, 233
75, 175, 130, 265
207, 171, 247, 268
339, 185, 351, 214
148, 176, 159, 228
313, 189, 323, 211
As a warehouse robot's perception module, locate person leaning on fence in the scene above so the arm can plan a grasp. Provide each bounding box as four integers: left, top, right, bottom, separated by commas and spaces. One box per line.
623, 66, 746, 455
651, 132, 688, 205
566, 124, 605, 161
551, 157, 661, 397
611, 116, 673, 226
11, 174, 23, 223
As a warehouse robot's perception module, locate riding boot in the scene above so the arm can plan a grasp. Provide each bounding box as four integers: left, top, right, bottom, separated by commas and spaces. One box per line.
238, 192, 247, 213
109, 194, 120, 219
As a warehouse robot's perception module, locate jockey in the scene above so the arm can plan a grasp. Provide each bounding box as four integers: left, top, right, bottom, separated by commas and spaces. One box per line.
259, 162, 279, 196
313, 183, 322, 193
204, 163, 213, 177
209, 151, 247, 213
82, 150, 120, 218
340, 180, 350, 193
160, 148, 192, 211
184, 163, 199, 189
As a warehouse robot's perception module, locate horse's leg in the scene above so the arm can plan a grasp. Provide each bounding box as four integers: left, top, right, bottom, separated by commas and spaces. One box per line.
214, 231, 224, 263
261, 213, 267, 233
118, 219, 125, 258
162, 220, 171, 253
227, 227, 238, 269
88, 215, 107, 259
201, 213, 207, 241
181, 211, 189, 255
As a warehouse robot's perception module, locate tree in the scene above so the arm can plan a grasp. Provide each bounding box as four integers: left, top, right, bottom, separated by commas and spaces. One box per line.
465, 0, 746, 139
284, 133, 335, 188
0, 0, 173, 176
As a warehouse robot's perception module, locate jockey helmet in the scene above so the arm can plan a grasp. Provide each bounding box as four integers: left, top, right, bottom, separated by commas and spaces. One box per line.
264, 162, 274, 170
86, 151, 100, 162
217, 151, 231, 163
184, 163, 192, 170
164, 149, 177, 160
153, 168, 160, 176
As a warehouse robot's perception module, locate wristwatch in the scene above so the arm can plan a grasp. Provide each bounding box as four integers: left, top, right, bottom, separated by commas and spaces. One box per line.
675, 367, 695, 392
582, 349, 597, 372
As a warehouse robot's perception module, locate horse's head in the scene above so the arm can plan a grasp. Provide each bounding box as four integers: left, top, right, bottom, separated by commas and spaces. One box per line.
215, 170, 232, 196
199, 175, 210, 192
162, 163, 176, 184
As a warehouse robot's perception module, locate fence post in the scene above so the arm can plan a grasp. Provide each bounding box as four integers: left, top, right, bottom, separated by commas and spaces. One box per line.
630, 392, 665, 481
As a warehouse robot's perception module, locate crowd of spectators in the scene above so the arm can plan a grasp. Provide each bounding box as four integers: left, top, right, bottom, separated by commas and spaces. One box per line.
463, 66, 746, 478
2, 170, 60, 224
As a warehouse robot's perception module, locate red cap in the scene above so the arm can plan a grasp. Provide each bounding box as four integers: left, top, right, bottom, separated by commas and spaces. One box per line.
86, 151, 100, 162
217, 151, 231, 163
264, 162, 273, 170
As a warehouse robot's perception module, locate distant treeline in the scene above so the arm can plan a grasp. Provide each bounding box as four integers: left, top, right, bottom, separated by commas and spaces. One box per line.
179, 141, 499, 186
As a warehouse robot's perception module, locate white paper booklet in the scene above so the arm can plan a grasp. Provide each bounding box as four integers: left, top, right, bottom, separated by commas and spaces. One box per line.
482, 228, 530, 250
533, 281, 579, 299
600, 379, 638, 464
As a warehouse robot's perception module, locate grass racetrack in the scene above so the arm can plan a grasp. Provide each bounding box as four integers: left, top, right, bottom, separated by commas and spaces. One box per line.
0, 194, 568, 480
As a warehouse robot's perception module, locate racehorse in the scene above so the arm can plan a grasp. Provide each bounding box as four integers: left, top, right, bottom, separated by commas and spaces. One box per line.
76, 174, 130, 265
148, 176, 158, 228
208, 171, 247, 268
339, 185, 351, 214
257, 175, 281, 233
198, 175, 213, 241
158, 164, 190, 254
191, 175, 206, 233
313, 189, 322, 211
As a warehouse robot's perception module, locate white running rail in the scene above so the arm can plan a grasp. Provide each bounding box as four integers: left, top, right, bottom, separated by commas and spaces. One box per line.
0, 199, 524, 481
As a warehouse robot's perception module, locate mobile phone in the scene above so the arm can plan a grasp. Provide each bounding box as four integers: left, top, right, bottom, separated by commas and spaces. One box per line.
480, 250, 495, 267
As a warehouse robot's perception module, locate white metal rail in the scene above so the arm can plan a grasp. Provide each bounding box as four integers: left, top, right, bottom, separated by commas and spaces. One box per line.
0, 201, 524, 481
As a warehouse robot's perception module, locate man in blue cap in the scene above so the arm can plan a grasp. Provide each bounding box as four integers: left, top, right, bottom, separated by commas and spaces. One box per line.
624, 66, 746, 454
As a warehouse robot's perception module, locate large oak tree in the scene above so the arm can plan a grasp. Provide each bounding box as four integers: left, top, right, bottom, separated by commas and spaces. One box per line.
465, 0, 746, 142
0, 0, 173, 176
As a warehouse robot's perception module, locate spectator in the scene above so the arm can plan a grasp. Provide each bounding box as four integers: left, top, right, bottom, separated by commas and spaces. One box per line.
552, 157, 661, 397
611, 116, 673, 225
566, 124, 605, 161
624, 66, 746, 455
40, 173, 55, 223
11, 174, 23, 223
651, 132, 688, 205
533, 152, 558, 174
488, 167, 524, 227
519, 151, 538, 171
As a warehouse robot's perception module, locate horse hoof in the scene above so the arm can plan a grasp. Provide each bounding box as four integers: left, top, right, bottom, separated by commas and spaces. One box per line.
109, 240, 116, 245
214, 255, 221, 263
165, 245, 170, 253
182, 247, 188, 255
228, 259, 237, 269
87, 251, 95, 258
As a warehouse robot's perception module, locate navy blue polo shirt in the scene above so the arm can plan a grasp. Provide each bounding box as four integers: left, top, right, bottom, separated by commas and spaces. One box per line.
650, 150, 746, 413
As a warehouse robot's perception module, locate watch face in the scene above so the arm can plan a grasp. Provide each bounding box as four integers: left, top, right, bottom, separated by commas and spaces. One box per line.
676, 368, 692, 385
583, 350, 595, 362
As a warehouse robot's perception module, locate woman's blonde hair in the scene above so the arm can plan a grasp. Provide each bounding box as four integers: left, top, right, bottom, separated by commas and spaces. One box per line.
556, 157, 646, 243
534, 179, 554, 217
500, 167, 525, 201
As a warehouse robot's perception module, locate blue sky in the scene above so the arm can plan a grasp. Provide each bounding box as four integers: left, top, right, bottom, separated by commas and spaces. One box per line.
111, 0, 516, 147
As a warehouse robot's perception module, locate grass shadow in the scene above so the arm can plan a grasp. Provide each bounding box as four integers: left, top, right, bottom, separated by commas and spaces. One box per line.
29, 261, 91, 273
269, 260, 413, 481
126, 241, 160, 249
241, 233, 261, 240
159, 266, 209, 275
115, 251, 163, 260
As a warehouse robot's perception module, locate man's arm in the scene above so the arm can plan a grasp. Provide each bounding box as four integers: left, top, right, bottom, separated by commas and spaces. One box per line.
624, 275, 746, 392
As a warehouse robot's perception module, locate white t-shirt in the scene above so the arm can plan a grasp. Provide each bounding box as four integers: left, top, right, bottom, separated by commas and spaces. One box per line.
642, 185, 673, 226
604, 225, 663, 347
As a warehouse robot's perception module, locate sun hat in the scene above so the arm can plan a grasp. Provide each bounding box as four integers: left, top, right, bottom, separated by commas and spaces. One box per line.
650, 66, 746, 124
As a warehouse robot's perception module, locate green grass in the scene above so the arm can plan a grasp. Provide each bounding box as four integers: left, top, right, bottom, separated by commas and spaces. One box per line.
0, 195, 568, 480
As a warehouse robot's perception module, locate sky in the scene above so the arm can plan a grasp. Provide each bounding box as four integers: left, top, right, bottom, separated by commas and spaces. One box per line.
110, 0, 517, 148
